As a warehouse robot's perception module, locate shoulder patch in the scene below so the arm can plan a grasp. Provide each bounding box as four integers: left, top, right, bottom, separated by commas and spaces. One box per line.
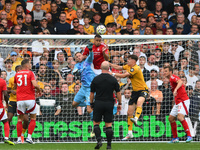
130, 68, 134, 72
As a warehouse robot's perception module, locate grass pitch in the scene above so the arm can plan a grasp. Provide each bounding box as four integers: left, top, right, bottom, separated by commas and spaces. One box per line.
1, 142, 200, 150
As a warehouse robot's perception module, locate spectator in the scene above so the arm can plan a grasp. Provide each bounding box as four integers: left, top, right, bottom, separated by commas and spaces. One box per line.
120, 20, 134, 35
146, 13, 156, 28
152, 1, 163, 17
0, 23, 9, 34
188, 24, 199, 35
139, 56, 150, 82
36, 64, 49, 84
175, 23, 183, 34
133, 29, 140, 35
91, 13, 103, 33
168, 41, 184, 62
8, 0, 21, 11
45, 13, 54, 28
68, 18, 80, 34
154, 48, 163, 67
65, 73, 76, 93
1, 70, 7, 83
57, 52, 68, 71
167, 0, 189, 19
171, 13, 191, 34
29, 0, 45, 27
34, 56, 53, 72
1, 1, 15, 21
4, 59, 15, 82
39, 17, 54, 34
150, 80, 163, 115
166, 28, 174, 35
186, 66, 198, 89
54, 12, 71, 34
32, 28, 49, 65
140, 0, 151, 18
188, 2, 200, 22
119, 0, 128, 19
146, 69, 163, 88
76, 9, 84, 25
191, 15, 197, 25
120, 88, 131, 115
136, 7, 143, 20
23, 14, 34, 33
9, 47, 23, 70
36, 85, 61, 116
11, 25, 21, 34
158, 76, 174, 115
145, 54, 159, 72
64, 0, 77, 24
50, 2, 60, 25
0, 10, 13, 31
83, 16, 94, 34
194, 64, 200, 79
144, 26, 153, 35
55, 0, 66, 12
151, 17, 166, 34
92, 0, 102, 13
139, 17, 147, 35
83, 0, 94, 19
57, 83, 75, 117
11, 15, 27, 34
194, 80, 200, 95
160, 42, 175, 64
73, 0, 84, 11
49, 77, 60, 96
161, 11, 173, 29
179, 57, 189, 75
99, 1, 111, 24
105, 4, 124, 33
123, 8, 140, 30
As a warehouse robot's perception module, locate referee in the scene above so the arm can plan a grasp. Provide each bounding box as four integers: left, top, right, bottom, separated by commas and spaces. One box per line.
89, 61, 122, 149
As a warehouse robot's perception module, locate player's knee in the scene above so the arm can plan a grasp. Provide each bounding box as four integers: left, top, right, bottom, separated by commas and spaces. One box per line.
177, 114, 184, 121
168, 116, 175, 123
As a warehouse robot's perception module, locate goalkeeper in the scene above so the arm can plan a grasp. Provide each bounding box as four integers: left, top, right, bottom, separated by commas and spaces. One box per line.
110, 54, 149, 141
72, 43, 95, 121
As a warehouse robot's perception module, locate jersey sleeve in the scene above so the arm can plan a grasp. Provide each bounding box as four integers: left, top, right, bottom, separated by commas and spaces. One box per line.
14, 74, 16, 84
8, 78, 13, 88
171, 75, 179, 83
2, 80, 7, 91
127, 66, 138, 76
122, 64, 128, 70
102, 43, 109, 55
90, 79, 96, 93
30, 71, 36, 81
83, 47, 89, 56
86, 51, 93, 63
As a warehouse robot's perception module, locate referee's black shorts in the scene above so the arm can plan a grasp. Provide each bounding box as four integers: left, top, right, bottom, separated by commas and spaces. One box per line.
129, 90, 149, 105
93, 100, 114, 123
8, 101, 17, 114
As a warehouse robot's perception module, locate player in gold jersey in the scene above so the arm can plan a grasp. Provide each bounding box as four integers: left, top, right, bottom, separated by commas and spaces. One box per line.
110, 55, 148, 140
7, 65, 29, 143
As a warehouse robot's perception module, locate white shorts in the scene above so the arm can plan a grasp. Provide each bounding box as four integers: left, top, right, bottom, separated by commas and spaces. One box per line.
93, 69, 102, 76
170, 99, 190, 117
0, 108, 7, 121
17, 100, 37, 115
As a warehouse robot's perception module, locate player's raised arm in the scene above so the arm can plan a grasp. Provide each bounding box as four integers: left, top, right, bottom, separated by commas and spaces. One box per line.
109, 63, 123, 70
102, 46, 109, 61
31, 80, 40, 91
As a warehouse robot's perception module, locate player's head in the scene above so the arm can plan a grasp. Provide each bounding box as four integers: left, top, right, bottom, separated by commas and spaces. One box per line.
163, 66, 173, 78
101, 61, 110, 71
15, 65, 22, 72
21, 59, 31, 70
127, 55, 138, 66
94, 34, 102, 47
75, 52, 84, 62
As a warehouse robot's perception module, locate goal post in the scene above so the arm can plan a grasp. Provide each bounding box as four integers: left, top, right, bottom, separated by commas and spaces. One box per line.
0, 35, 199, 143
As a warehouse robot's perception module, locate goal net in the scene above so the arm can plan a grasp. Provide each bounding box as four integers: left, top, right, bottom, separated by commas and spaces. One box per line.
0, 35, 199, 143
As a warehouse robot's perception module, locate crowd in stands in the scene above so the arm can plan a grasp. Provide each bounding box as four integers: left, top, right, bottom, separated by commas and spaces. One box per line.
0, 0, 199, 118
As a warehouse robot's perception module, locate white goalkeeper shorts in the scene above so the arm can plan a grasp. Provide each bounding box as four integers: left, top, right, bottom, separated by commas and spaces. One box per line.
0, 108, 7, 121
17, 100, 37, 115
170, 99, 190, 117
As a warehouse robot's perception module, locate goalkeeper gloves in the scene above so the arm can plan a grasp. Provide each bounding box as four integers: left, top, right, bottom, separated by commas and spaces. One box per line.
87, 43, 93, 51
72, 69, 80, 76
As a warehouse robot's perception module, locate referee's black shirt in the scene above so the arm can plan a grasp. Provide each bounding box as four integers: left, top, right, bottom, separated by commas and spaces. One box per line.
91, 73, 120, 103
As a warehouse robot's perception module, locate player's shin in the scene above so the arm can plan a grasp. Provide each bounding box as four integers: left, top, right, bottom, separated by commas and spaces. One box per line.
181, 120, 191, 137
17, 121, 23, 140
170, 121, 178, 138
4, 121, 10, 140
28, 119, 36, 139
106, 127, 113, 147
128, 116, 133, 133
135, 107, 142, 119
94, 125, 102, 142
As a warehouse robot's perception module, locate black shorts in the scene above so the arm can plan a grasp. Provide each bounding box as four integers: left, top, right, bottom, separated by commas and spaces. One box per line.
129, 90, 149, 105
93, 101, 114, 123
8, 101, 17, 114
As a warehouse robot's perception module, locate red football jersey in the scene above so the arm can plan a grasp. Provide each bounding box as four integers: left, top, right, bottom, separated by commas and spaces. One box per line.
170, 74, 189, 104
14, 70, 36, 101
0, 78, 7, 108
83, 43, 109, 69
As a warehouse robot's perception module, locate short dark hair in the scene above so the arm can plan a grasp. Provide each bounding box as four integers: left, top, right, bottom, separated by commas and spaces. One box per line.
95, 34, 102, 39
164, 66, 173, 72
15, 65, 21, 72
113, 4, 120, 9
127, 55, 138, 61
24, 54, 30, 58
101, 1, 108, 5
21, 59, 30, 66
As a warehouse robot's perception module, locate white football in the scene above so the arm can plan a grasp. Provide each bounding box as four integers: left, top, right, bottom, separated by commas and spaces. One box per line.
96, 25, 106, 35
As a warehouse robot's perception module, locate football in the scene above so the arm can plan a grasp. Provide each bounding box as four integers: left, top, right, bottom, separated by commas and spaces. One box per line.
96, 25, 106, 35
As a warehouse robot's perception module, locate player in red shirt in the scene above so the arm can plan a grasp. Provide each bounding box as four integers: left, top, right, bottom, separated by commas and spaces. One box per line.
164, 66, 192, 143
0, 69, 15, 145
14, 59, 41, 144
83, 34, 109, 75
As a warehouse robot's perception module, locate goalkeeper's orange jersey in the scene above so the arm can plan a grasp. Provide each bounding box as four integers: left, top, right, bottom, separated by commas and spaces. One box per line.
7, 76, 16, 102
122, 64, 148, 91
